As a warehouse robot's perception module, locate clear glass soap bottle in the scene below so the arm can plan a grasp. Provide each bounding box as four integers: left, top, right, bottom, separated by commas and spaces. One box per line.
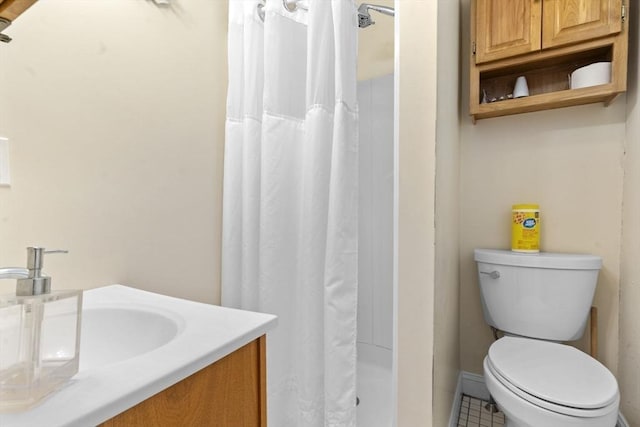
0, 247, 82, 412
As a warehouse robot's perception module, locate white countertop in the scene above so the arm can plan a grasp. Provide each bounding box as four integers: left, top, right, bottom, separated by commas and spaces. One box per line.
0, 285, 277, 427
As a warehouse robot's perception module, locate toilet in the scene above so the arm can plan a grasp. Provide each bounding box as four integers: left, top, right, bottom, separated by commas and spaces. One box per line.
475, 249, 620, 427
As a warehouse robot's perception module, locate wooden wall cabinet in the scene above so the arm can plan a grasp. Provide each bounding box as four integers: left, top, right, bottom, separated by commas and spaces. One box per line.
471, 0, 628, 121
99, 336, 267, 427
0, 0, 37, 42
0, 0, 37, 23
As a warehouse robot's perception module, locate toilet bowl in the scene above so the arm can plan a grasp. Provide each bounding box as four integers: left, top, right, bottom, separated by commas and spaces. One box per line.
484, 337, 619, 427
474, 249, 620, 427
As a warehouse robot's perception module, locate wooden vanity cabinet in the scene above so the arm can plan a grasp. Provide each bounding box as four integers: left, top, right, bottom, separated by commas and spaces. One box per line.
99, 336, 267, 427
0, 0, 37, 23
471, 0, 628, 121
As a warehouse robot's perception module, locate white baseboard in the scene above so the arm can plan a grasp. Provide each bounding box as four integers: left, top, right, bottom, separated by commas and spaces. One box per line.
448, 374, 463, 427
448, 371, 491, 427
461, 371, 490, 401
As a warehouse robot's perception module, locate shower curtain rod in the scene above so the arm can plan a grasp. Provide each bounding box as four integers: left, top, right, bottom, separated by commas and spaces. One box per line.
256, 1, 395, 27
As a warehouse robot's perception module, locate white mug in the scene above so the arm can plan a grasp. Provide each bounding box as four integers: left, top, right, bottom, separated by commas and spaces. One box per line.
513, 76, 529, 98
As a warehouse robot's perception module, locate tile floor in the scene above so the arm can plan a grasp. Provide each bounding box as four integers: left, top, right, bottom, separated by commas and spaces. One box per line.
457, 394, 505, 427
456, 394, 629, 427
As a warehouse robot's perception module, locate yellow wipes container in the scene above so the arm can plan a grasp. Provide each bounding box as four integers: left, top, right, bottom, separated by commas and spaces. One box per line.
512, 204, 540, 252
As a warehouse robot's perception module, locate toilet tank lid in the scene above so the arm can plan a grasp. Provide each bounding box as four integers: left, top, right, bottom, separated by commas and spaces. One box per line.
474, 249, 602, 270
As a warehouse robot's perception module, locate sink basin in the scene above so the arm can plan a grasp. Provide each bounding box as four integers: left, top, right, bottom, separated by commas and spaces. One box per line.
79, 307, 181, 371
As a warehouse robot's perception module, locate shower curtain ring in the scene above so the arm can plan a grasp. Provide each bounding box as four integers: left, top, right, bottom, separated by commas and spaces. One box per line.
283, 0, 298, 12
283, 0, 307, 13
257, 2, 265, 21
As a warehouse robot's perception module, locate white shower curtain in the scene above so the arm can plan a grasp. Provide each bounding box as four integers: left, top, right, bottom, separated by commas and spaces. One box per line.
222, 1, 359, 426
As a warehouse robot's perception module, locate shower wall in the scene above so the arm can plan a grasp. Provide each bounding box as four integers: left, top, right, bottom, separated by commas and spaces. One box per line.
357, 74, 394, 350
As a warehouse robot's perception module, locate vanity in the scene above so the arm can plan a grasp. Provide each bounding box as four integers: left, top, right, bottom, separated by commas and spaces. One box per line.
0, 285, 277, 427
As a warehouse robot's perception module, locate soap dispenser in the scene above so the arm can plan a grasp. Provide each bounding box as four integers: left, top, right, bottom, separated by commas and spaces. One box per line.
0, 247, 82, 412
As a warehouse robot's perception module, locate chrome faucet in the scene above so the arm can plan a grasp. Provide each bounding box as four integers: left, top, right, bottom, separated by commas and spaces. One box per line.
0, 247, 68, 296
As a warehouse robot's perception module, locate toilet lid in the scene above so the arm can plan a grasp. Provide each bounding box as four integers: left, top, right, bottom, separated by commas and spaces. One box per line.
488, 337, 618, 410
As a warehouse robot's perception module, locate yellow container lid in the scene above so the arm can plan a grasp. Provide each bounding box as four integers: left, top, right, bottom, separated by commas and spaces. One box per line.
512, 204, 539, 210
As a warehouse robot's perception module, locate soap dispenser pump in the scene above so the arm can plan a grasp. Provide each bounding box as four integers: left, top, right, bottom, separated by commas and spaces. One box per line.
16, 247, 68, 296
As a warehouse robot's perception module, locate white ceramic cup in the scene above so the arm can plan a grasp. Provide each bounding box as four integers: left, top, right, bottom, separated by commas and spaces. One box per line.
513, 76, 529, 98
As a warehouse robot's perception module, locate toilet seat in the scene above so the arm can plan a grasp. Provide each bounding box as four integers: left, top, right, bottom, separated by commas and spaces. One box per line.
487, 337, 619, 417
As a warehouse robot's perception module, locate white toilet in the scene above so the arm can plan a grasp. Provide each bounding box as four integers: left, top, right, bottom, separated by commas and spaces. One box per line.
474, 249, 620, 427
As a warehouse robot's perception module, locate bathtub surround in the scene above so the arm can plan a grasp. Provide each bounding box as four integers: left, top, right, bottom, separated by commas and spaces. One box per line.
222, 1, 359, 425
357, 74, 394, 352
357, 73, 394, 425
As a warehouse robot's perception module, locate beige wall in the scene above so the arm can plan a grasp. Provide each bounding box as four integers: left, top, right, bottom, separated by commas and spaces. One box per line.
433, 0, 461, 426
459, 0, 624, 378
0, 0, 228, 304
620, 2, 640, 425
396, 1, 438, 425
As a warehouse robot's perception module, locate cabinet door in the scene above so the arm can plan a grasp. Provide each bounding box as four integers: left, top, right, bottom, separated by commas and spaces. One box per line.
475, 0, 542, 64
542, 0, 622, 49
100, 337, 267, 427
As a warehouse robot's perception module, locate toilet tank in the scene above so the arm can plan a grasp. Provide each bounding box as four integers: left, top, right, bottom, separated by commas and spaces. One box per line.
474, 249, 602, 341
